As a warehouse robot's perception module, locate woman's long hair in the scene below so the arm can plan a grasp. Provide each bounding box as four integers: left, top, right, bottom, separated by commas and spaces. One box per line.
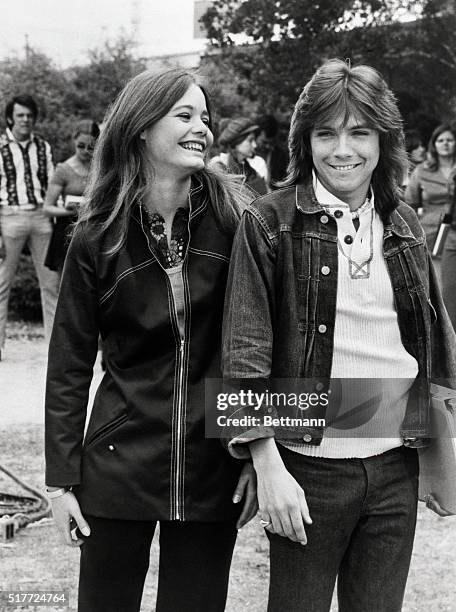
425, 124, 456, 172
76, 68, 248, 253
280, 58, 408, 221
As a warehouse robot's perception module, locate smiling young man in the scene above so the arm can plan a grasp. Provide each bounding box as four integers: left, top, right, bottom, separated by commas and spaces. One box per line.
222, 59, 456, 611
0, 95, 58, 359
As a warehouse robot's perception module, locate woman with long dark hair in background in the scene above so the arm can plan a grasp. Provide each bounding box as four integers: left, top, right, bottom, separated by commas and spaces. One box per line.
405, 124, 456, 244
44, 119, 100, 277
405, 123, 456, 326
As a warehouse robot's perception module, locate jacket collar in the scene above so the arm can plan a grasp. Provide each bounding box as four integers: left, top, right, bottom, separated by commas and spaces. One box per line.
296, 178, 417, 241
384, 208, 418, 240
295, 181, 324, 214
132, 174, 207, 226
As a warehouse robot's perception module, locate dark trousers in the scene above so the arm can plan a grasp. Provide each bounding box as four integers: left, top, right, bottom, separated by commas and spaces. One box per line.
78, 517, 238, 612
267, 445, 419, 612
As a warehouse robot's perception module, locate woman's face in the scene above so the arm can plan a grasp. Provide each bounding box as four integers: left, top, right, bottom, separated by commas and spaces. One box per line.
434, 130, 456, 160
141, 83, 213, 177
74, 133, 96, 164
234, 133, 257, 162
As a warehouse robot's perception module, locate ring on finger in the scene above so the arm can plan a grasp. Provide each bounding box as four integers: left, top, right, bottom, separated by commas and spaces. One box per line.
259, 518, 271, 527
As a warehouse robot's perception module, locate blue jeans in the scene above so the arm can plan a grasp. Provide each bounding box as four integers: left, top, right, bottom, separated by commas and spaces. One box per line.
0, 209, 59, 347
266, 445, 419, 612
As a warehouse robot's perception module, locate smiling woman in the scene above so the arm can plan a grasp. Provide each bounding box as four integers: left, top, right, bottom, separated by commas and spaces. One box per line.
140, 83, 213, 184
44, 68, 255, 612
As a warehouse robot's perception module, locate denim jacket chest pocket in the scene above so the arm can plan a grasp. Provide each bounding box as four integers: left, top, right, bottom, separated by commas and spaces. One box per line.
383, 235, 433, 351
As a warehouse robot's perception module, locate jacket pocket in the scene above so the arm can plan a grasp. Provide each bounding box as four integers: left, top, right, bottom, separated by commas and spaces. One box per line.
84, 413, 128, 448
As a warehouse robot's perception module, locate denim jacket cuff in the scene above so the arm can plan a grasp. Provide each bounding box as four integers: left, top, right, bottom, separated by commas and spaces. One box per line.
227, 426, 276, 459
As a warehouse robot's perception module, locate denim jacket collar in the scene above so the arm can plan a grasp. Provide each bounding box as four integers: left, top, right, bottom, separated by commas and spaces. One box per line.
295, 180, 418, 242
384, 208, 419, 241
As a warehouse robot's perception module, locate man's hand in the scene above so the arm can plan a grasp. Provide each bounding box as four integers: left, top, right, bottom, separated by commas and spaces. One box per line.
50, 490, 91, 547
232, 462, 258, 530
250, 438, 312, 544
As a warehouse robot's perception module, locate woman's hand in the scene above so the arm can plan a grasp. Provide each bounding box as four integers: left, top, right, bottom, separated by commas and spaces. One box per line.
425, 493, 454, 517
232, 462, 258, 530
250, 438, 312, 544
51, 491, 91, 547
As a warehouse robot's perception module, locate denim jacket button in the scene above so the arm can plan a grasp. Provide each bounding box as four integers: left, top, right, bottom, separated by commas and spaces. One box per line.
334, 209, 343, 218
320, 215, 329, 224
108, 444, 115, 451
303, 434, 312, 443
344, 234, 353, 244
321, 266, 330, 275
318, 324, 327, 333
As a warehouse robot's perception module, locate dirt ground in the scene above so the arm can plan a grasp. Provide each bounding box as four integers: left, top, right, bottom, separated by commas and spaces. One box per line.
1, 325, 455, 611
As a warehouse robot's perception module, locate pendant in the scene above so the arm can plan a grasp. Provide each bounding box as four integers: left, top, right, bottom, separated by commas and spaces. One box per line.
349, 259, 371, 279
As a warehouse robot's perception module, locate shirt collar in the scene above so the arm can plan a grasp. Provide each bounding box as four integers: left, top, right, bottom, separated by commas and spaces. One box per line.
312, 170, 374, 218
6, 126, 34, 146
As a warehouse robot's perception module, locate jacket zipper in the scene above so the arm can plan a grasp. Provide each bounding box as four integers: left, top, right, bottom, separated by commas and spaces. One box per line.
174, 337, 186, 520
137, 207, 189, 520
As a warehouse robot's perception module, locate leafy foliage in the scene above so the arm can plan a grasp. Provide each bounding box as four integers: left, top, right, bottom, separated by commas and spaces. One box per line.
0, 38, 145, 163
0, 38, 146, 321
201, 0, 456, 141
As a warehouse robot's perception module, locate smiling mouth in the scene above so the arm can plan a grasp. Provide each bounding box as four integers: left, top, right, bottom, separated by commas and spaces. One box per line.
180, 142, 204, 152
330, 163, 361, 171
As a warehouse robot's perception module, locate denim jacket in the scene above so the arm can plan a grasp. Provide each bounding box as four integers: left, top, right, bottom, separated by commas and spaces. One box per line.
222, 180, 456, 449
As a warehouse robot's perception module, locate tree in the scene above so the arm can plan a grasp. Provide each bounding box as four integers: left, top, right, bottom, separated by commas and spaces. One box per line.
66, 36, 146, 125
201, 0, 456, 135
0, 39, 146, 321
0, 50, 72, 161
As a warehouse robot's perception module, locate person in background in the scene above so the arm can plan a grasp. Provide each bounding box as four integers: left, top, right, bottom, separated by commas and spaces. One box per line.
45, 68, 256, 612
405, 129, 426, 173
210, 117, 268, 195
405, 124, 456, 246
255, 114, 289, 189
44, 120, 100, 277
222, 58, 455, 612
0, 94, 58, 360
401, 129, 426, 190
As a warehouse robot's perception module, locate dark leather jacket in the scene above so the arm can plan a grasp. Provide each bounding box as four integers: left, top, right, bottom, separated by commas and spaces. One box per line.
45, 183, 243, 521
222, 180, 456, 448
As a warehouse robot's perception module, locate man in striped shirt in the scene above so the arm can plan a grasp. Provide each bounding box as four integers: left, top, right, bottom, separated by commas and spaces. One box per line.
0, 95, 59, 360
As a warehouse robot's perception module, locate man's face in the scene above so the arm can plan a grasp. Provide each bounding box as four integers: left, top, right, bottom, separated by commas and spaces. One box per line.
10, 103, 35, 141
310, 114, 380, 209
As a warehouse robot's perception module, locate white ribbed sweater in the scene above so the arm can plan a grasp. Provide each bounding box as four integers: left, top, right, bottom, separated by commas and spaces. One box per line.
280, 179, 418, 459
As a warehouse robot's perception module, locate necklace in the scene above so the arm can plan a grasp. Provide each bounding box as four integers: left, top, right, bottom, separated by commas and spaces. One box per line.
140, 203, 189, 268
338, 207, 374, 279
323, 198, 374, 280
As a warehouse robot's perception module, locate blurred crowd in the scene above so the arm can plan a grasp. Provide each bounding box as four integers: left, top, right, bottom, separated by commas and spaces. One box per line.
0, 92, 455, 363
